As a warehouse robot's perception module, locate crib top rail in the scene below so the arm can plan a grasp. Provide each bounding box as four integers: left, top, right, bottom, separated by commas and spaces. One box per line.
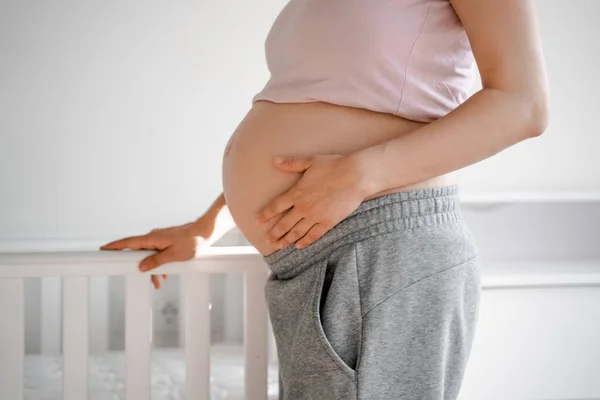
2, 244, 600, 288
0, 246, 264, 278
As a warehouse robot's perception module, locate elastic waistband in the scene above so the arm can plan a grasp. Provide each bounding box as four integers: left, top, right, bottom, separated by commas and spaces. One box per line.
263, 185, 462, 279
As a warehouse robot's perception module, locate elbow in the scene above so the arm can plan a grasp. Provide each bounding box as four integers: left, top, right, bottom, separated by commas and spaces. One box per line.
526, 98, 550, 138
523, 90, 550, 138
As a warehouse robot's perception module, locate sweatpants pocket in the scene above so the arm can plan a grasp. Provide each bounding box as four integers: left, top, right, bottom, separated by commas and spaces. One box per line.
314, 245, 362, 377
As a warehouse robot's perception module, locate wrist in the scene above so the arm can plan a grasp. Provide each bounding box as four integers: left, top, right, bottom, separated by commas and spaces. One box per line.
350, 144, 387, 198
188, 213, 217, 238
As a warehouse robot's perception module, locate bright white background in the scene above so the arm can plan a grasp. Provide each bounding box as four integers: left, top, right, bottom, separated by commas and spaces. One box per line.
1, 0, 600, 243
0, 0, 282, 243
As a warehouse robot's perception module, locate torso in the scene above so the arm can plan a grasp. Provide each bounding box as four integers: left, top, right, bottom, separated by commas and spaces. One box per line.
222, 0, 474, 256
221, 101, 457, 256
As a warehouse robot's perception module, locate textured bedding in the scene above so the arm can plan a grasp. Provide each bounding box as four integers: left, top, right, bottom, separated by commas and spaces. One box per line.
24, 343, 279, 400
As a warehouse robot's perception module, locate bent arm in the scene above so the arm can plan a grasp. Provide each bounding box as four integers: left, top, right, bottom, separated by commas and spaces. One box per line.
197, 192, 227, 221
189, 192, 237, 245
355, 0, 550, 195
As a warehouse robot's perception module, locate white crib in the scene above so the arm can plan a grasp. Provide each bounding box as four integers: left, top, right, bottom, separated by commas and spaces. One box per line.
0, 246, 273, 400
2, 244, 600, 400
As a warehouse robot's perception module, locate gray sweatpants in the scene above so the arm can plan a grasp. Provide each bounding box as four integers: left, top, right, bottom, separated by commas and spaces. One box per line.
263, 186, 481, 400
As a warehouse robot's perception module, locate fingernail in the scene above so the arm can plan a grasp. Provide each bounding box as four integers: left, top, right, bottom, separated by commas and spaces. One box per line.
266, 239, 271, 245
274, 157, 283, 164
140, 263, 147, 272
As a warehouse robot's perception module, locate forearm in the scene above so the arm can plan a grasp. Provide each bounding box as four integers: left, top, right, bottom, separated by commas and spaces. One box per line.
192, 192, 238, 245
185, 192, 231, 238
356, 87, 549, 196
202, 192, 227, 218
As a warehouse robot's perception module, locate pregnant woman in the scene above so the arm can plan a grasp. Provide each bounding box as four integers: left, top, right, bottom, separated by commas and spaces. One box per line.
102, 0, 549, 398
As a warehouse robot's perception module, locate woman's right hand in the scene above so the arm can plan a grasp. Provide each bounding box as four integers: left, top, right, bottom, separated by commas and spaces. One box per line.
100, 216, 217, 289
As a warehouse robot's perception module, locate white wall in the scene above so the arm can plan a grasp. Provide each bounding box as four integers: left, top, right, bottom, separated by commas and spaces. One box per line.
460, 0, 600, 196
0, 0, 286, 243
1, 0, 599, 243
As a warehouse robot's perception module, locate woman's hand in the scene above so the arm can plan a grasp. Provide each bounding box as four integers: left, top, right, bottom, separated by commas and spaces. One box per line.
257, 154, 372, 249
99, 217, 216, 289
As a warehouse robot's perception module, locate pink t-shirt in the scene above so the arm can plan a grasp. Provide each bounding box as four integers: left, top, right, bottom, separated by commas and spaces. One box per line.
252, 0, 477, 123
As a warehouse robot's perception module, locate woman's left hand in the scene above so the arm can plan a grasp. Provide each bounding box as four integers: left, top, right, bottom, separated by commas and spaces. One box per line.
257, 153, 373, 249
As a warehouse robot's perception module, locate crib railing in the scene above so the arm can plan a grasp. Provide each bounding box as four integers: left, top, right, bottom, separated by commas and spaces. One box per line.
0, 246, 270, 400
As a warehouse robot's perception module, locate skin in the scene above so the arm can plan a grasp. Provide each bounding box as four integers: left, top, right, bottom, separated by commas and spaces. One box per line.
100, 194, 228, 289
101, 0, 549, 289
221, 101, 449, 256
258, 0, 549, 248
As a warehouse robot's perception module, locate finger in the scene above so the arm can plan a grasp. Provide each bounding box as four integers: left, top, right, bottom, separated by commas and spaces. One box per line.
267, 209, 302, 243
162, 275, 168, 279
278, 218, 315, 248
274, 156, 313, 173
295, 223, 329, 249
151, 275, 161, 290
100, 235, 151, 251
139, 245, 182, 272
257, 192, 295, 224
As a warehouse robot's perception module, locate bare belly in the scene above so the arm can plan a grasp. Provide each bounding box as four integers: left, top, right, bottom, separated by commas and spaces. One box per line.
222, 101, 457, 255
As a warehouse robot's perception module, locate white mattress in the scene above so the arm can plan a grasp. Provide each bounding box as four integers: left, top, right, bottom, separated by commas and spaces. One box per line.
24, 343, 279, 400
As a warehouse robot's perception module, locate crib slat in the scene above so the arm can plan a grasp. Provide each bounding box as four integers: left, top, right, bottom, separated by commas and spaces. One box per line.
183, 273, 211, 400
89, 276, 109, 353
125, 274, 152, 400
244, 270, 269, 399
63, 277, 89, 400
224, 273, 244, 342
178, 276, 186, 348
0, 279, 24, 399
41, 277, 62, 355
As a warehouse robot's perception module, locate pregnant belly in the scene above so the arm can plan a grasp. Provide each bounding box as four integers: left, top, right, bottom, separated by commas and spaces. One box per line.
222, 101, 456, 255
